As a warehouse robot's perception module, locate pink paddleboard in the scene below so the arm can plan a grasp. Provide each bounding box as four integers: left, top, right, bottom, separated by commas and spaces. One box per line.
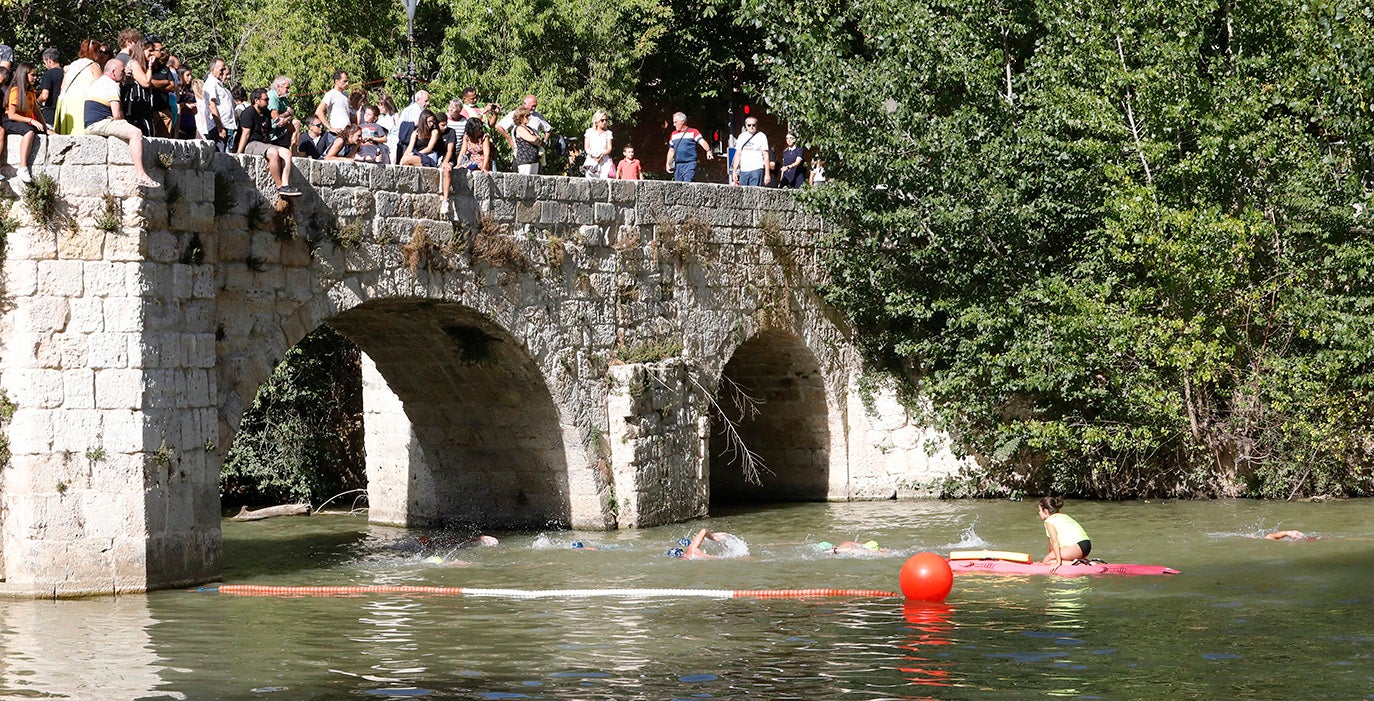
949, 559, 1180, 577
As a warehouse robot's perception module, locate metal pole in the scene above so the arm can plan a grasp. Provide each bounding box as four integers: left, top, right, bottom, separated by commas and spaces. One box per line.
402, 0, 419, 99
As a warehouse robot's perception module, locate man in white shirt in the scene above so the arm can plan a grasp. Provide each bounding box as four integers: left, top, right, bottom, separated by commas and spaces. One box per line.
203, 58, 236, 153
731, 118, 770, 187
85, 59, 159, 188
394, 89, 429, 164
313, 70, 352, 153
496, 94, 551, 152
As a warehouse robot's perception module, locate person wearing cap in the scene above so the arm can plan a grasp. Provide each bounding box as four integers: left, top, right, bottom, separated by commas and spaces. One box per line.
669, 528, 733, 560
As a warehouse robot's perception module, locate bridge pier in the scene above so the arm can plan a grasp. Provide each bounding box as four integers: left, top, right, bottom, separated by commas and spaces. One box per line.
0, 135, 968, 596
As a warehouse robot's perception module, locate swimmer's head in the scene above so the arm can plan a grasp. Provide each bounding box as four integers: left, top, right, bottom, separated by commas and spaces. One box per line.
864, 541, 879, 550
571, 541, 584, 549
678, 537, 691, 547
667, 547, 685, 558
815, 541, 834, 550
476, 535, 499, 547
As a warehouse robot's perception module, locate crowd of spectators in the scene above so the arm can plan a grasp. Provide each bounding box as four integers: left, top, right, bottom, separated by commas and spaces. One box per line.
0, 33, 828, 194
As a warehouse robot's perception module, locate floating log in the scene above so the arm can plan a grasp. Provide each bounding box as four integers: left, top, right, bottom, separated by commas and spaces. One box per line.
232, 503, 311, 521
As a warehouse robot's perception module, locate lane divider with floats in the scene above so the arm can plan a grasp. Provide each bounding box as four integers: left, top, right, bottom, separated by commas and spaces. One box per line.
206, 584, 901, 598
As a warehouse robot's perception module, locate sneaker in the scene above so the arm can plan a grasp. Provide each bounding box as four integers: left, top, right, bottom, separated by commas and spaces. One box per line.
16, 168, 31, 183
279, 186, 302, 197
439, 200, 449, 216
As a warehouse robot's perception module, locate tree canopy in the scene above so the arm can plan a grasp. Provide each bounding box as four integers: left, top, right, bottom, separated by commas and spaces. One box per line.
751, 0, 1374, 497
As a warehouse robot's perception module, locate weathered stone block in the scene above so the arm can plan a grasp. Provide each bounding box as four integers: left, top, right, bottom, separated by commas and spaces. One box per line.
47, 136, 109, 166
16, 296, 70, 333
69, 297, 105, 334
3, 259, 39, 295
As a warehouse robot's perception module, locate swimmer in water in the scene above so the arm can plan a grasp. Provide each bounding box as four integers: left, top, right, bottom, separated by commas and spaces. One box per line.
668, 528, 733, 559
1264, 530, 1316, 541
459, 534, 500, 548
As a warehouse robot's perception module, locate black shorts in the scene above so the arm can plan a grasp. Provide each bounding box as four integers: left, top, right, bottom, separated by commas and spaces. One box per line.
1076, 540, 1092, 558
3, 119, 40, 136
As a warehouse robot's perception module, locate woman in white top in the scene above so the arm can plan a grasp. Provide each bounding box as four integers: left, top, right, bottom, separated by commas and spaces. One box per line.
582, 110, 614, 178
808, 156, 827, 186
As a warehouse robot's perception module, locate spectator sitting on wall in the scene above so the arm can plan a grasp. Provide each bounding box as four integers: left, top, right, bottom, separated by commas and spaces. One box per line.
299, 116, 328, 159
83, 58, 158, 187
401, 108, 442, 167
236, 87, 300, 197
357, 104, 389, 163
457, 117, 491, 172
323, 123, 363, 161
4, 62, 48, 183
268, 75, 299, 151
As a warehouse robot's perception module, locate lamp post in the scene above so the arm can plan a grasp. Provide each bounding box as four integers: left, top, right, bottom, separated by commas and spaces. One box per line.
399, 0, 420, 99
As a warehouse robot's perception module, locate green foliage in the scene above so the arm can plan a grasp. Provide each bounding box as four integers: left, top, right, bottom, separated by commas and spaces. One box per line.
22, 174, 61, 229
222, 325, 365, 506
618, 339, 684, 363
94, 195, 122, 234
0, 216, 17, 261
0, 391, 14, 468
432, 0, 670, 133
753, 0, 1374, 498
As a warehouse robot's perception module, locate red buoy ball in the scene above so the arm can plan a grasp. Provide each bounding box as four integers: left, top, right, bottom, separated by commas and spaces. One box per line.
899, 552, 954, 601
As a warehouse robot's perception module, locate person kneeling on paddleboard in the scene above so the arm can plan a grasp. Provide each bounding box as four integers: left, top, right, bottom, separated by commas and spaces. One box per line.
1038, 496, 1090, 569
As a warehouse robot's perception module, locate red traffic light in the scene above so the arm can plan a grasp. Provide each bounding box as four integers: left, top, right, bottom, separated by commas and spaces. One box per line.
743, 105, 751, 115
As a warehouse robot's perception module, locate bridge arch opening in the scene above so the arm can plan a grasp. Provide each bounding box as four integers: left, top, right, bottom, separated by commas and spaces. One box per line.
709, 330, 831, 505
227, 298, 572, 531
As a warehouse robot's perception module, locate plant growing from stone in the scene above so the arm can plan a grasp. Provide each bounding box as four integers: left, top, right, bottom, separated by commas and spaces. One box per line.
22, 174, 61, 229
181, 232, 206, 265
333, 219, 364, 249
94, 195, 122, 234
0, 215, 17, 260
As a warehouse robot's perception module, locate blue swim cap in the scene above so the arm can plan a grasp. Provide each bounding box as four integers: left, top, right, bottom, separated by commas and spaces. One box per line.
667, 548, 685, 558
571, 541, 584, 549
677, 537, 691, 547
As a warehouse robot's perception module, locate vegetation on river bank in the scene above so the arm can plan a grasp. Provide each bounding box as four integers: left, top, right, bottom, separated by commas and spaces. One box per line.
752, 0, 1374, 498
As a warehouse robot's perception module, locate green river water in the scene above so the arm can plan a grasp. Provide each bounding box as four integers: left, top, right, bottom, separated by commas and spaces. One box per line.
1, 498, 1370, 699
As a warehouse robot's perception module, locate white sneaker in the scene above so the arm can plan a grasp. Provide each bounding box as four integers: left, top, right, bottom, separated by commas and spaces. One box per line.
16, 168, 32, 183
439, 200, 449, 216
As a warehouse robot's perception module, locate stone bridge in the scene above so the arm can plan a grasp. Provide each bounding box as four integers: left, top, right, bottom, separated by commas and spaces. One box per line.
0, 136, 965, 597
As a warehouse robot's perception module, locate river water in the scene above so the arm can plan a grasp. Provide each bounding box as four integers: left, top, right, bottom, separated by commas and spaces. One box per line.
1, 498, 1370, 699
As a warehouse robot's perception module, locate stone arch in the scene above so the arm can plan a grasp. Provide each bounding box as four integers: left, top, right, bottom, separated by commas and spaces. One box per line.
709, 329, 833, 504
223, 296, 576, 530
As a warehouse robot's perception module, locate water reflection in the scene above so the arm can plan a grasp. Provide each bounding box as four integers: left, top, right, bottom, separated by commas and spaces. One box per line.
0, 598, 172, 699
897, 601, 957, 695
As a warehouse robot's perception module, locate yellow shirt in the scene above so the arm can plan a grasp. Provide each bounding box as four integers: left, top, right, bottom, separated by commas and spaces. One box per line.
1046, 513, 1089, 544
